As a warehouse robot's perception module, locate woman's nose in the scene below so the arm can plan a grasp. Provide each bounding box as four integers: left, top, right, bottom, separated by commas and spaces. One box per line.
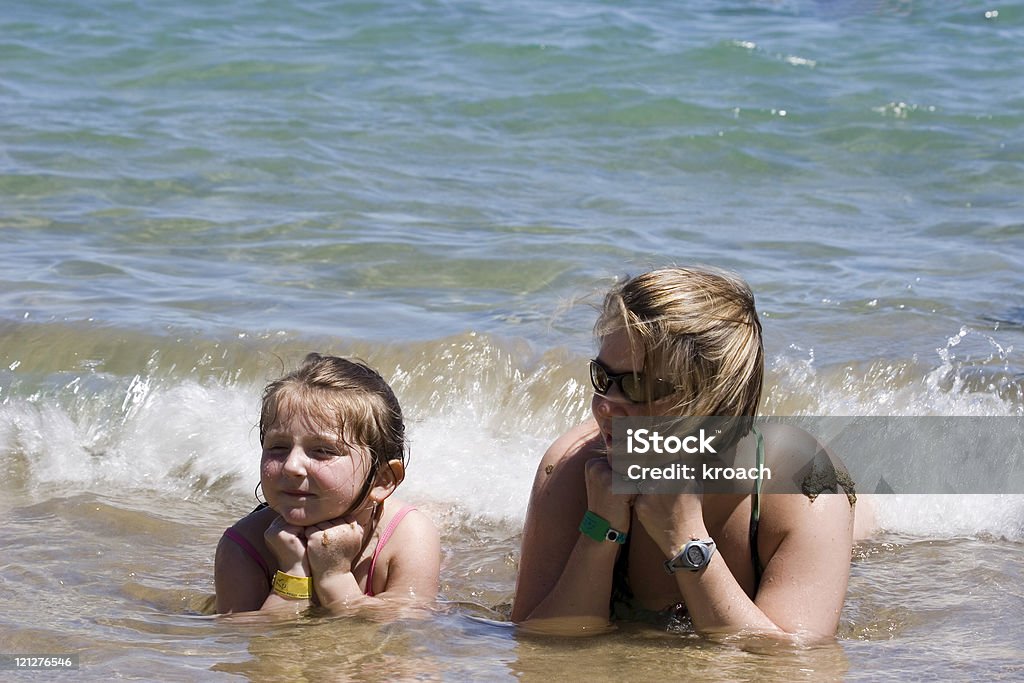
593, 392, 629, 418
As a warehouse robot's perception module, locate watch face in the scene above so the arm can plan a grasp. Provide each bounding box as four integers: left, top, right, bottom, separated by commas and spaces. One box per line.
685, 544, 705, 566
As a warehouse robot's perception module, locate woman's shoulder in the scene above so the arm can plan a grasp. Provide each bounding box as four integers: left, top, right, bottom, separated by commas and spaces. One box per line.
538, 419, 603, 473
754, 421, 818, 454
754, 422, 857, 505
524, 420, 600, 517
751, 425, 856, 550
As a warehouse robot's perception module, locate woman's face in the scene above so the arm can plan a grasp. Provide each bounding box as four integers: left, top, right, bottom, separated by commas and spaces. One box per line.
590, 329, 674, 448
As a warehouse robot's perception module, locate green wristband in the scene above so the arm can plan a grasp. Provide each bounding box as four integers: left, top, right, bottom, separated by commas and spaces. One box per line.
579, 510, 628, 544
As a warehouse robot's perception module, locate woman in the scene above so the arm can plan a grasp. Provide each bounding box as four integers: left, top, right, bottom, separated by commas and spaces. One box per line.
512, 267, 855, 641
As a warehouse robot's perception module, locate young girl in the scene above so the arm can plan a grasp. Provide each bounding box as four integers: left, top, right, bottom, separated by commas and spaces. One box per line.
215, 353, 440, 614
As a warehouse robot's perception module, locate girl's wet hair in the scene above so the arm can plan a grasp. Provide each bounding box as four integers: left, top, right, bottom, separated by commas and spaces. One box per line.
259, 353, 407, 472
596, 267, 764, 443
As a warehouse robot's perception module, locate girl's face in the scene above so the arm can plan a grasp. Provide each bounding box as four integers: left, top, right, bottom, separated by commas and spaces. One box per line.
260, 406, 376, 527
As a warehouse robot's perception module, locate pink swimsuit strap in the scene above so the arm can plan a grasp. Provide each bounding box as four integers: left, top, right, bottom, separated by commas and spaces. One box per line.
364, 505, 416, 597
222, 527, 272, 583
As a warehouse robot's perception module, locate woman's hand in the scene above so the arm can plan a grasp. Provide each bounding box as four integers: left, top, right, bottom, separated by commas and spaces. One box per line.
584, 457, 635, 530
633, 483, 707, 558
263, 515, 310, 576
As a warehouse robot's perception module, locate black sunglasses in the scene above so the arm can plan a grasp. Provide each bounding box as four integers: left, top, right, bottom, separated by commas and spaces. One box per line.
589, 358, 674, 404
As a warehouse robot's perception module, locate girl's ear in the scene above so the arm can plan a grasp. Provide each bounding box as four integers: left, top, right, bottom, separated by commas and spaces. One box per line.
369, 459, 405, 503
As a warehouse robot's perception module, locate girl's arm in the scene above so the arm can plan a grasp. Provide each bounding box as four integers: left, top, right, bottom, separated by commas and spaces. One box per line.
215, 512, 313, 615
361, 509, 440, 603
214, 531, 273, 614
259, 516, 313, 612
511, 423, 631, 631
309, 509, 441, 610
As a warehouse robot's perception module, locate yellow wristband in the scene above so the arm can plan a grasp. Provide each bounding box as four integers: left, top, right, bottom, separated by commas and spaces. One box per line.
272, 570, 312, 600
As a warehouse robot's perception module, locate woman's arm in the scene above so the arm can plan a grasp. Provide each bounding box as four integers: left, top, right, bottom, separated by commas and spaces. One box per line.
512, 423, 632, 630
636, 490, 853, 641
745, 491, 853, 637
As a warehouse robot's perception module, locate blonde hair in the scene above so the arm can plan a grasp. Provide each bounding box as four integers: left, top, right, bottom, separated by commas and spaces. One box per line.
596, 266, 763, 428
259, 353, 407, 473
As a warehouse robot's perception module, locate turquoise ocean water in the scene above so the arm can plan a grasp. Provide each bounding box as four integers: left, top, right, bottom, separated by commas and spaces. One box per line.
2, 1, 1022, 679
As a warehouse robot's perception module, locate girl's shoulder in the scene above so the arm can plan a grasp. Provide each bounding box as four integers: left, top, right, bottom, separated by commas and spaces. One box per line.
377, 499, 436, 543
225, 504, 279, 546
369, 499, 441, 598
215, 505, 279, 611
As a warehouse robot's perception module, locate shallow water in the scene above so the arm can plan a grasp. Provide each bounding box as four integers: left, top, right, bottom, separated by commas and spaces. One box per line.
1, 487, 1022, 680
2, 0, 1023, 679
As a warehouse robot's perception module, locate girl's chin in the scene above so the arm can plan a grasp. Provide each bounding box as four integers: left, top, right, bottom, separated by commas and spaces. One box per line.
272, 499, 369, 526
274, 507, 331, 527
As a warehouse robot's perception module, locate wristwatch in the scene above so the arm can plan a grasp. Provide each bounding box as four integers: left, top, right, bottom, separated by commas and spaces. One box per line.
579, 510, 628, 544
664, 538, 716, 573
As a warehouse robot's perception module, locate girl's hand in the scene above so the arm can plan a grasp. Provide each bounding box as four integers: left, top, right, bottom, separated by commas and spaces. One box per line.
584, 457, 635, 531
633, 482, 706, 557
264, 515, 310, 576
305, 517, 366, 579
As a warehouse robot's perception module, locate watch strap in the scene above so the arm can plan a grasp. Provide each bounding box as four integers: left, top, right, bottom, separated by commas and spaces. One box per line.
579, 510, 628, 544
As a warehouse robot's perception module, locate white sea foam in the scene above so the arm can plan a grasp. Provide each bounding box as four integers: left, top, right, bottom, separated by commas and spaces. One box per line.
765, 328, 1023, 540
0, 379, 258, 495
1, 331, 1021, 538
871, 495, 1024, 541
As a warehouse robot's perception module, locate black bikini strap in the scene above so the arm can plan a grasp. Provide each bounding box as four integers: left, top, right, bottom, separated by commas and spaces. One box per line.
749, 427, 764, 589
